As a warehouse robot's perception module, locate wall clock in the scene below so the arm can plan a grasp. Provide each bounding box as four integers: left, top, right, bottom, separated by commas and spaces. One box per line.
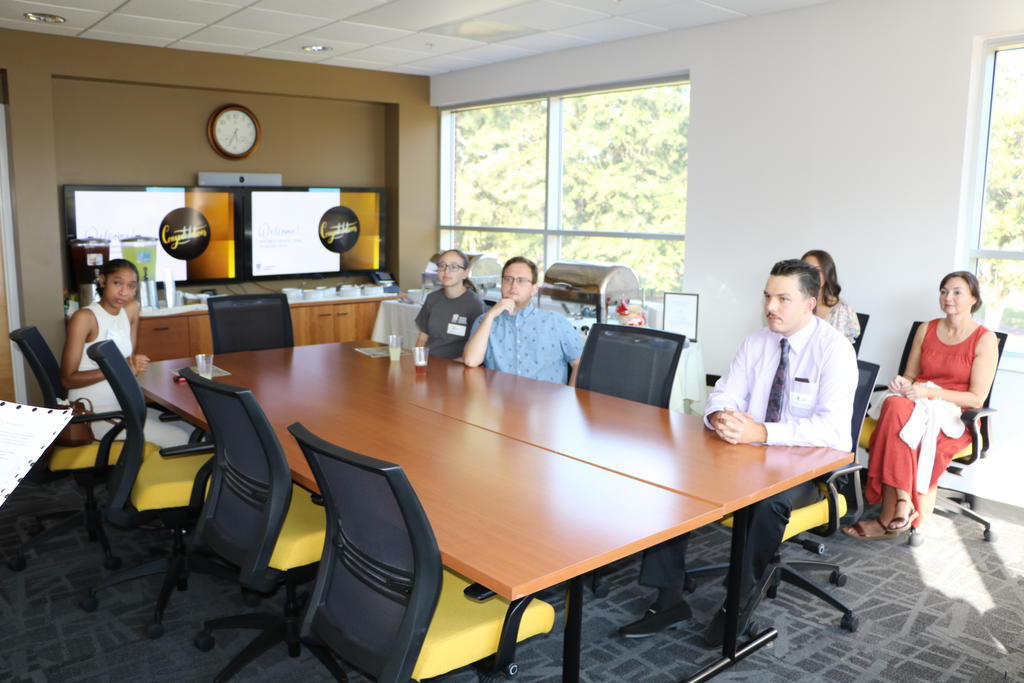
207, 104, 261, 159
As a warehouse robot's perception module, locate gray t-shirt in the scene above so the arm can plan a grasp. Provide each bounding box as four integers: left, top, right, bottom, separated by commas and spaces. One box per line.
415, 288, 486, 359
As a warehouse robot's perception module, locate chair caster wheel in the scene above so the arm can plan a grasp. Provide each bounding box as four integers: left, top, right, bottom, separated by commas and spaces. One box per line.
104, 556, 122, 570
145, 622, 164, 639
908, 531, 924, 547
829, 570, 847, 587
7, 555, 26, 572
79, 594, 99, 613
683, 575, 696, 594
766, 585, 778, 600
840, 612, 859, 632
194, 630, 215, 652
983, 528, 996, 542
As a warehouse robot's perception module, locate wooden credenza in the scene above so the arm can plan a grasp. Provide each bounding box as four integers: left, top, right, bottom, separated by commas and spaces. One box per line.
138, 296, 393, 361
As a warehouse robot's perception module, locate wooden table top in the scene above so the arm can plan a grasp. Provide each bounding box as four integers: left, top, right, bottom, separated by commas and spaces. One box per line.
139, 345, 724, 598
139, 342, 851, 598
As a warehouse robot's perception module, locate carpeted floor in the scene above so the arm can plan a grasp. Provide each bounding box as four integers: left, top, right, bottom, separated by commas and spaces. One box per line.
1, 476, 1022, 682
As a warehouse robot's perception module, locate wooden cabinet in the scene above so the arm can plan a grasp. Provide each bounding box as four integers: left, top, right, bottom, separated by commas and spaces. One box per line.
139, 298, 390, 361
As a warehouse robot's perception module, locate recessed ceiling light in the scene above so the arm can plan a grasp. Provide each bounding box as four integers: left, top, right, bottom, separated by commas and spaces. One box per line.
24, 12, 66, 24
302, 45, 331, 53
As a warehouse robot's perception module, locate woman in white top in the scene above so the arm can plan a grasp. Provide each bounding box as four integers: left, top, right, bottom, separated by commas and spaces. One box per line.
801, 249, 861, 345
61, 259, 190, 446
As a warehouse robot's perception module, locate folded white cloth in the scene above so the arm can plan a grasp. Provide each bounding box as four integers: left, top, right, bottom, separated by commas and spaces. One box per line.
894, 383, 965, 493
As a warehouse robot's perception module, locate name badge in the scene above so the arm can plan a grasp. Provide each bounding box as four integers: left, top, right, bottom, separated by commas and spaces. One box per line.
790, 389, 816, 410
447, 323, 467, 337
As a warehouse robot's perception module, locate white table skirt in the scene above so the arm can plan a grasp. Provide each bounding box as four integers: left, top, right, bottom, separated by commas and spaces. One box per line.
371, 299, 706, 414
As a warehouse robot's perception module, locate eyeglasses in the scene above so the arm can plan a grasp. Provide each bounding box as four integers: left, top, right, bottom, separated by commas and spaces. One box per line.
501, 276, 534, 286
436, 263, 466, 272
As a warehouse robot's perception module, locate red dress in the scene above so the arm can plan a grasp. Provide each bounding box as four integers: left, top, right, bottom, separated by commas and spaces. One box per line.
865, 320, 988, 522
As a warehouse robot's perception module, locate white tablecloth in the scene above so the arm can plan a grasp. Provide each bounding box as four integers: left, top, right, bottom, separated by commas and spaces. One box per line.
371, 299, 706, 414
371, 299, 422, 349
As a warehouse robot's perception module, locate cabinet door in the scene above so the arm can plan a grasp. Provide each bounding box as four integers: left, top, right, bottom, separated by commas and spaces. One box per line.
353, 302, 379, 341
293, 306, 336, 346
333, 304, 358, 342
189, 314, 213, 356
139, 317, 190, 361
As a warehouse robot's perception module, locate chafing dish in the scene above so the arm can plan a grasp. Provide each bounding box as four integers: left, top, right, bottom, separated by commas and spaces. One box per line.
538, 260, 642, 325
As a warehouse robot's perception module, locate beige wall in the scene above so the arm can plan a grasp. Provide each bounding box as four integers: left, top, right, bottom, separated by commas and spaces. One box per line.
0, 29, 439, 400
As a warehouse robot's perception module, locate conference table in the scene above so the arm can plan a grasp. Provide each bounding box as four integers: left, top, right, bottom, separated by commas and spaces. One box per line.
138, 342, 852, 682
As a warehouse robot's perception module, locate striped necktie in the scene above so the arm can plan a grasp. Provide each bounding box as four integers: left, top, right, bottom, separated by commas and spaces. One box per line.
765, 337, 789, 423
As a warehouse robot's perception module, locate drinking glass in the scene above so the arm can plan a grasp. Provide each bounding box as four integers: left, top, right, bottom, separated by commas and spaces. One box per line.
413, 346, 428, 374
388, 334, 402, 361
195, 353, 214, 379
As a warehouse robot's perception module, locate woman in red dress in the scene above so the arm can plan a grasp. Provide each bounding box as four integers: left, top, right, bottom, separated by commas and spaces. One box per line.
843, 271, 999, 539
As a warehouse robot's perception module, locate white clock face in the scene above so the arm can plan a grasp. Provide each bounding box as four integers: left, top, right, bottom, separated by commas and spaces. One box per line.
214, 108, 258, 155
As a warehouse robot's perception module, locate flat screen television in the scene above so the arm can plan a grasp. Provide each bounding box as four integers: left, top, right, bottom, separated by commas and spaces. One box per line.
244, 187, 386, 280
63, 185, 241, 284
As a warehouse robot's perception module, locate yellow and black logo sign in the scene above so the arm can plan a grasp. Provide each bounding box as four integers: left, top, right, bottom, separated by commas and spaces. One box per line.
159, 207, 211, 261
318, 206, 360, 253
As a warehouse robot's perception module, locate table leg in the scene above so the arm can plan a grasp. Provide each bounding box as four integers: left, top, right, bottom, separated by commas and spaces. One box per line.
562, 576, 583, 683
683, 506, 778, 682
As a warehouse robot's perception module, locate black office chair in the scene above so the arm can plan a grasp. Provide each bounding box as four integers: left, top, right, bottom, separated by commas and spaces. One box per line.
852, 312, 869, 356
686, 359, 880, 635
290, 423, 555, 682
576, 323, 687, 408
860, 321, 1008, 546
6, 326, 125, 571
183, 370, 336, 682
77, 340, 213, 638
206, 293, 294, 354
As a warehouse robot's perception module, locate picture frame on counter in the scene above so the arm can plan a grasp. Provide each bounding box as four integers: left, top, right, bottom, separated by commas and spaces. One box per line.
663, 292, 699, 342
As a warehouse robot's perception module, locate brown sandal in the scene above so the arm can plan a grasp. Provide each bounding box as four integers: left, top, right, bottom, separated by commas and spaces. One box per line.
887, 499, 918, 532
842, 519, 897, 540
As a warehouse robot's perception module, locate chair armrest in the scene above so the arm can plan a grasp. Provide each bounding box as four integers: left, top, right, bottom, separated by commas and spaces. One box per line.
464, 583, 497, 601
958, 406, 997, 463
92, 420, 125, 469
872, 383, 887, 393
159, 442, 214, 457
961, 407, 996, 424
71, 410, 122, 424
820, 463, 866, 533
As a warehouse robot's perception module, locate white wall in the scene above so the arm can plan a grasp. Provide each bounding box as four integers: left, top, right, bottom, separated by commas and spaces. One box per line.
432, 0, 1024, 382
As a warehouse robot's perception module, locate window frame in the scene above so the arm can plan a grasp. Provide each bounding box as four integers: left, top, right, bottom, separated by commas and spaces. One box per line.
439, 78, 690, 278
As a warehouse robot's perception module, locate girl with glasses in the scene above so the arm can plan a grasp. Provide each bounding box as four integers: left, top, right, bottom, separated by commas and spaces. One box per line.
414, 249, 485, 360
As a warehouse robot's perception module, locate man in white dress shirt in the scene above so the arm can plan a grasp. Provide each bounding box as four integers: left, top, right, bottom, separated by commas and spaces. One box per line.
619, 259, 857, 646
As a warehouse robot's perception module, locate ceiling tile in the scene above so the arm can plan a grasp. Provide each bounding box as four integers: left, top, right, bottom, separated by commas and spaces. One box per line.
624, 0, 739, 29
304, 20, 411, 44
482, 0, 609, 31
251, 0, 388, 21
403, 53, 485, 72
499, 30, 595, 52
0, 0, 104, 28
22, 0, 122, 11
0, 15, 83, 35
260, 35, 365, 55
559, 16, 663, 41
117, 0, 240, 24
216, 7, 334, 34
171, 40, 253, 55
377, 32, 485, 55
87, 14, 205, 40
345, 0, 527, 32
700, 0, 827, 15
378, 63, 437, 76
320, 54, 391, 68
185, 24, 287, 48
78, 29, 173, 46
449, 42, 539, 63
341, 44, 433, 65
552, 0, 679, 15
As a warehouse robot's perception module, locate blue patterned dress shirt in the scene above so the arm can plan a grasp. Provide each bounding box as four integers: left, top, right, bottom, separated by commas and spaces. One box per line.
469, 305, 584, 384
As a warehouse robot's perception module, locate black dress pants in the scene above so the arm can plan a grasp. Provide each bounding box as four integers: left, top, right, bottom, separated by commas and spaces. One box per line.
638, 481, 821, 601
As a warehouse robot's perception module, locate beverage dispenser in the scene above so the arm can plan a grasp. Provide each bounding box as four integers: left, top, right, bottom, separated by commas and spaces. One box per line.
120, 236, 159, 309
68, 238, 110, 307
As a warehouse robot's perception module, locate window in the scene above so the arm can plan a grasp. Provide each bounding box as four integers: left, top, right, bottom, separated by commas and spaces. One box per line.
971, 44, 1024, 363
440, 81, 689, 293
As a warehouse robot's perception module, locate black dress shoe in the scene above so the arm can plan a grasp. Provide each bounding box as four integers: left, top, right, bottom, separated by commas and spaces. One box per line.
702, 589, 765, 649
618, 600, 692, 639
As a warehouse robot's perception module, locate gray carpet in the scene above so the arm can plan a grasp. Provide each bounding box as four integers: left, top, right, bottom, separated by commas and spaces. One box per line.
1, 476, 1022, 682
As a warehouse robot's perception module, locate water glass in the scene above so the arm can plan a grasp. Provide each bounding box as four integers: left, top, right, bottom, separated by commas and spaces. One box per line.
413, 346, 428, 374
388, 334, 402, 362
195, 353, 214, 379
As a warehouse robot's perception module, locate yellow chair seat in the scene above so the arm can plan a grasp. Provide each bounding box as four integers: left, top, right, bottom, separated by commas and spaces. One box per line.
268, 484, 327, 571
49, 440, 124, 471
411, 569, 555, 681
718, 483, 847, 541
860, 415, 973, 461
130, 444, 212, 511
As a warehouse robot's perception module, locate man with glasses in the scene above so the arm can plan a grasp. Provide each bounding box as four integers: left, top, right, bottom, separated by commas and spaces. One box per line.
463, 256, 583, 384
